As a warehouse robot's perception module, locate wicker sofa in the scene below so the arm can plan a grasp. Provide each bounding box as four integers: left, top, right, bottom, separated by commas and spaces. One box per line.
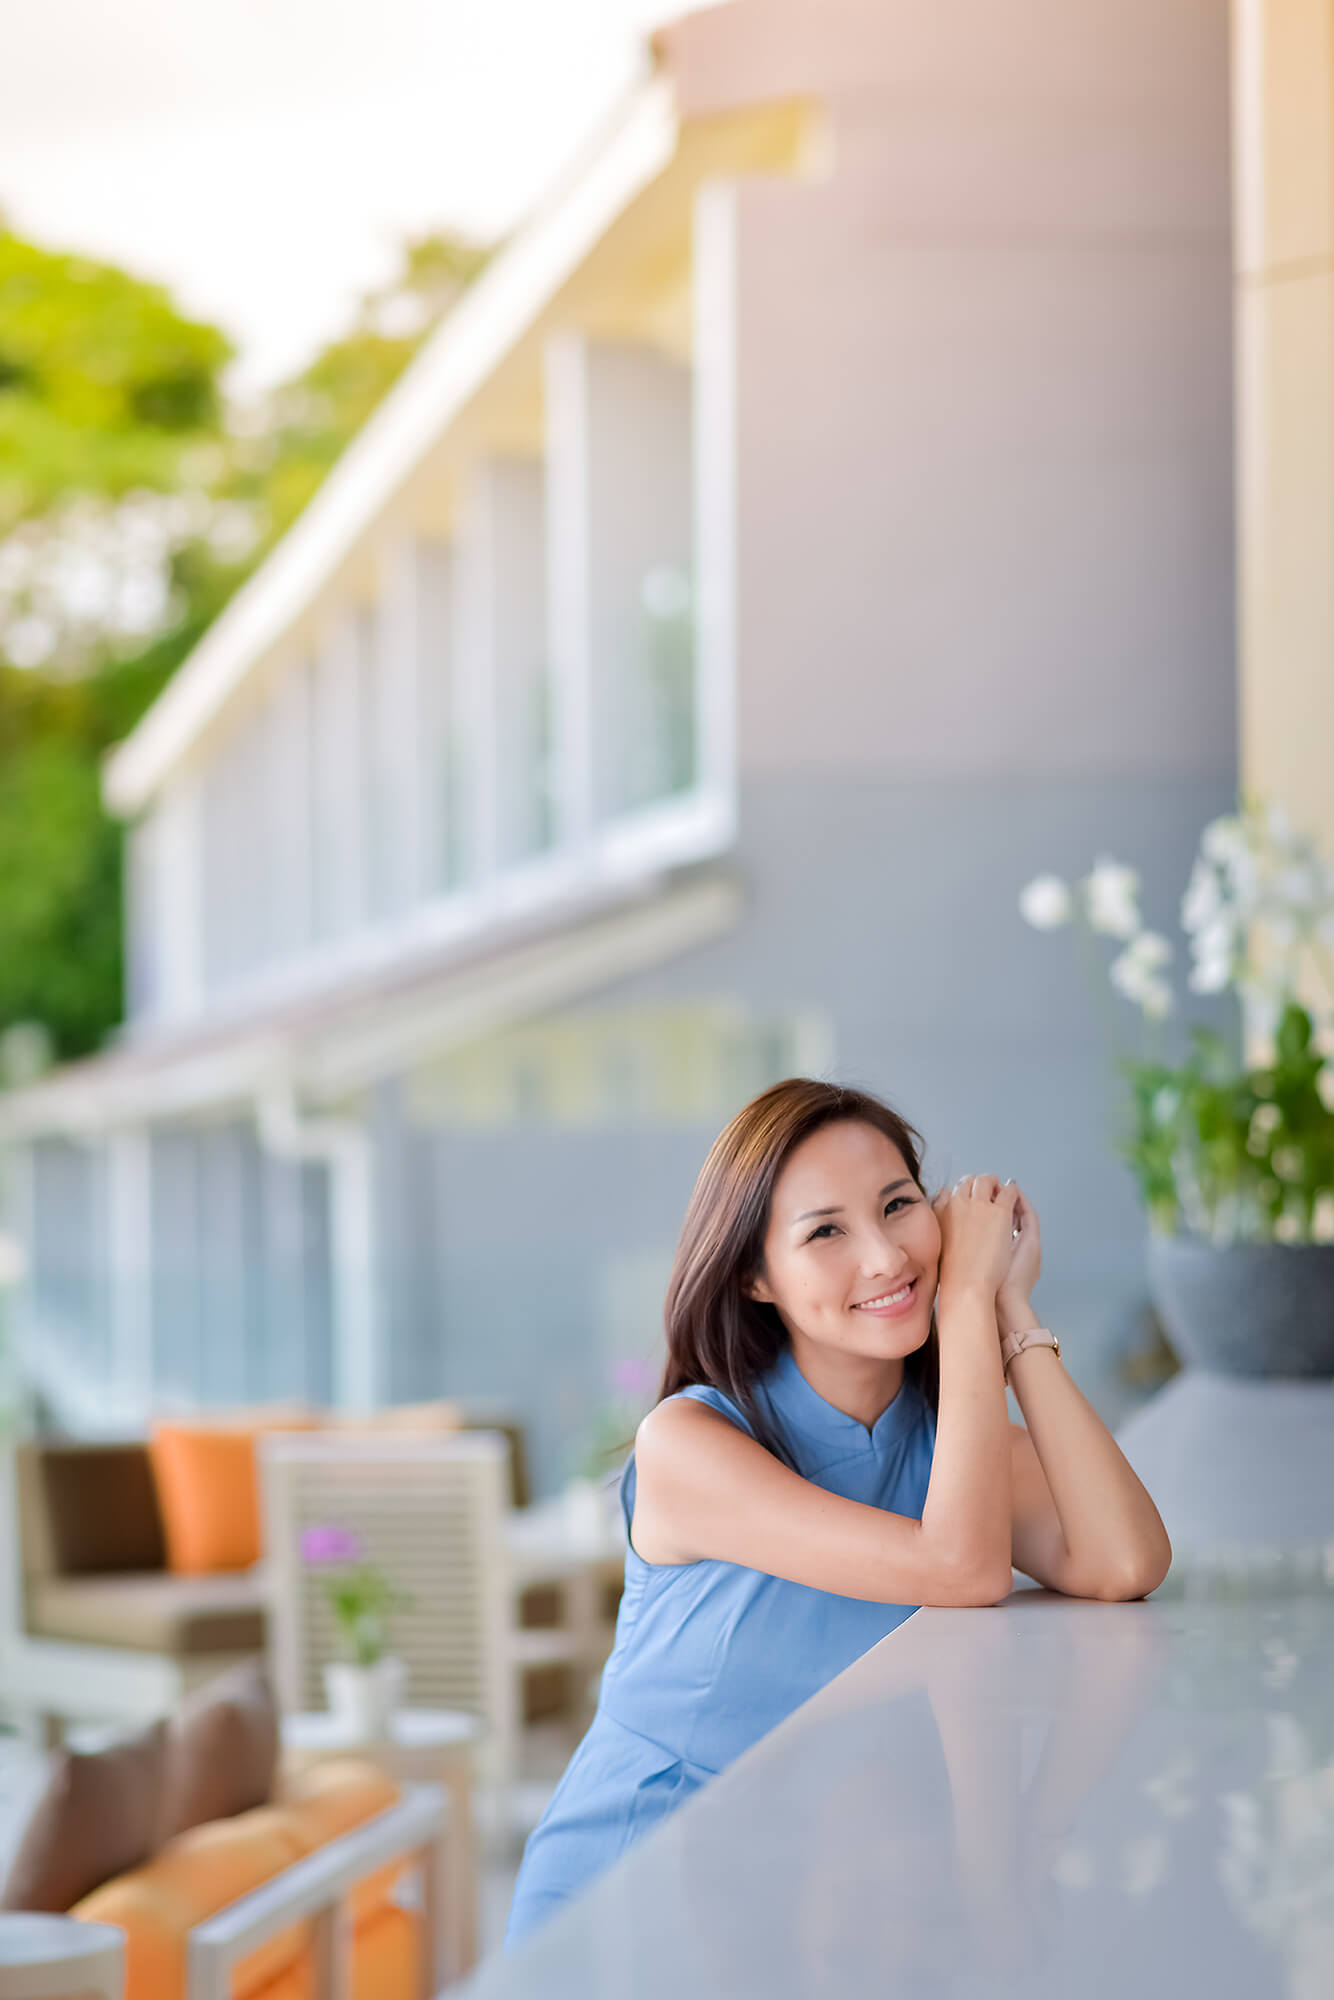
0, 1653, 458, 1998
0, 1411, 531, 1738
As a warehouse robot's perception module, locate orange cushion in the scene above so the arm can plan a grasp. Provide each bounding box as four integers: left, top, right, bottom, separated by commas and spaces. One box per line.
149, 1413, 318, 1574
270, 1762, 403, 1926
351, 1903, 420, 2000
149, 1426, 263, 1574
243, 1962, 312, 2000
72, 1765, 405, 2000
73, 1808, 308, 1999
244, 1905, 421, 2000
274, 1761, 400, 1847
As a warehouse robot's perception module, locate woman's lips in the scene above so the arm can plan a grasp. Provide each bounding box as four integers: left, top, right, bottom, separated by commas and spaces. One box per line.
851, 1279, 918, 1318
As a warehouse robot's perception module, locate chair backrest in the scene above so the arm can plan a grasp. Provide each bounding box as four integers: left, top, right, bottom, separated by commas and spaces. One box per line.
257, 1432, 512, 1721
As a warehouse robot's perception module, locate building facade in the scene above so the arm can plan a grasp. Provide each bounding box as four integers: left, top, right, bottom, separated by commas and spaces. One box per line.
1, 0, 1237, 1497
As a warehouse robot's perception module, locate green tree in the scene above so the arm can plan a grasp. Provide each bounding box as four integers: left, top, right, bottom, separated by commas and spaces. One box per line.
0, 222, 491, 1064
0, 226, 232, 533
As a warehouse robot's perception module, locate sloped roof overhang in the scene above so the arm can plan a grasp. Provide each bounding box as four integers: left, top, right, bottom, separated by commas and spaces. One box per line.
102, 79, 680, 817
0, 864, 743, 1139
102, 80, 812, 817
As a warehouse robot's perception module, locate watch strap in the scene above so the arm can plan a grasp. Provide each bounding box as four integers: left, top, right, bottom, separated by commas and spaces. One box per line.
1000, 1325, 1061, 1375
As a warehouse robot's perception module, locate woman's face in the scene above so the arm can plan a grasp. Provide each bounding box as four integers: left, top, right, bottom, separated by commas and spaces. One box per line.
744, 1120, 940, 1362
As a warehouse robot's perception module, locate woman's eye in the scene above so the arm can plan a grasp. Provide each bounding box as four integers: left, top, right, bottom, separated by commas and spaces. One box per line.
808, 1197, 913, 1243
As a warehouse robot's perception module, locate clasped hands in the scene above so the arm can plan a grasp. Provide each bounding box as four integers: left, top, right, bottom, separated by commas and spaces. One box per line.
931, 1172, 1042, 1332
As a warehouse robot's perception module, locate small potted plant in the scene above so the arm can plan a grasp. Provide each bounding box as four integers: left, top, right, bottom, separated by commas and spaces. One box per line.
1019, 797, 1334, 1378
300, 1524, 414, 1739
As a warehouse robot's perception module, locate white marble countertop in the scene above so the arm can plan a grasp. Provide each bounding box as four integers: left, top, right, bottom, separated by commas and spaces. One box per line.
460, 1573, 1334, 1996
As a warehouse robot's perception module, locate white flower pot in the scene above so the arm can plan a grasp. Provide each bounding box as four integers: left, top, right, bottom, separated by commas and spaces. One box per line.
323, 1655, 407, 1741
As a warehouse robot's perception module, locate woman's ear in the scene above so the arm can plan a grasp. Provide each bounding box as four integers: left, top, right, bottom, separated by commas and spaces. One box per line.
743, 1270, 772, 1306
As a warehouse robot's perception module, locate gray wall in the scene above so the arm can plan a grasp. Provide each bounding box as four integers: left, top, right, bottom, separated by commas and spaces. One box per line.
371, 0, 1236, 1498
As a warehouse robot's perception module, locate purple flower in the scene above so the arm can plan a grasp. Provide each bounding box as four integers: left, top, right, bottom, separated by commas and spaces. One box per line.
611, 1356, 656, 1399
301, 1524, 362, 1566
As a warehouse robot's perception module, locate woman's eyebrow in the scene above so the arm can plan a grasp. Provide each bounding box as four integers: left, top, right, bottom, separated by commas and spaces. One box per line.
792, 1177, 914, 1225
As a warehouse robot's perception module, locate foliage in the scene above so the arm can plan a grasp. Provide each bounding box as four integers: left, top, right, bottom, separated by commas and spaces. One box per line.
1118, 1003, 1334, 1241
0, 222, 492, 1064
0, 228, 232, 532
1019, 798, 1334, 1244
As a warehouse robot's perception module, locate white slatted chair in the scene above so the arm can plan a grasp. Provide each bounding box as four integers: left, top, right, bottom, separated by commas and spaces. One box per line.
257, 1431, 587, 1841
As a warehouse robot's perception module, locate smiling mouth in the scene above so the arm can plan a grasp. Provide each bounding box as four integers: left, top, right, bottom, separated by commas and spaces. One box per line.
851, 1280, 917, 1312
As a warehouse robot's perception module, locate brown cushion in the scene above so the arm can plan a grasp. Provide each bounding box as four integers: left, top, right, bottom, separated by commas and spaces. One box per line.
31, 1443, 167, 1575
0, 1718, 168, 1912
159, 1659, 279, 1841
26, 1570, 267, 1656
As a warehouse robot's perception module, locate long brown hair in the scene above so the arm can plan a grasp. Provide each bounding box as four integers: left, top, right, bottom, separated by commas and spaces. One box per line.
656, 1078, 940, 1472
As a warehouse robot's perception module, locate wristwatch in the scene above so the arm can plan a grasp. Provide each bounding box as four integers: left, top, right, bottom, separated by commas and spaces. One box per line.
999, 1325, 1061, 1378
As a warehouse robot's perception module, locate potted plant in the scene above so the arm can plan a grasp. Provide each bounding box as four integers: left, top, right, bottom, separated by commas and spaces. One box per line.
300, 1524, 414, 1739
1019, 798, 1334, 1378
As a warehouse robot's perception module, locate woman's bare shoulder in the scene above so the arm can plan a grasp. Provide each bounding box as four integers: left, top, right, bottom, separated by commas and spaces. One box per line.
629, 1396, 754, 1565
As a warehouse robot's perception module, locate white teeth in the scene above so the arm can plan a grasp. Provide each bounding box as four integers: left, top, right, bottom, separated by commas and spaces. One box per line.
855, 1283, 913, 1309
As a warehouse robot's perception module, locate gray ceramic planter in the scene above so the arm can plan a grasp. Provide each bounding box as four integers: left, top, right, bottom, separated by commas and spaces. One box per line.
1145, 1235, 1334, 1379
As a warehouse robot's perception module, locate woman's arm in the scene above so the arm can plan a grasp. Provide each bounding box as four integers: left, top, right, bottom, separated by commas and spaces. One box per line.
1002, 1296, 1173, 1600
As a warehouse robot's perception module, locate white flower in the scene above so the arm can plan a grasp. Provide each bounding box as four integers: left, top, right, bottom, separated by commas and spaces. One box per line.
1187, 955, 1231, 995
1181, 859, 1224, 935
1109, 943, 1174, 1017
1202, 816, 1249, 866
1124, 930, 1173, 971
1018, 874, 1073, 930
1083, 856, 1142, 939
1271, 864, 1323, 915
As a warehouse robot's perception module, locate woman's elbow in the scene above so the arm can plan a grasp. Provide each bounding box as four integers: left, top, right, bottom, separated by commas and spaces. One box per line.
1085, 1539, 1173, 1602
924, 1558, 1014, 1608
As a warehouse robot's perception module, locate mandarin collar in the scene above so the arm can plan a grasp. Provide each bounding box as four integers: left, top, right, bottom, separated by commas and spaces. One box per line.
759, 1340, 923, 1456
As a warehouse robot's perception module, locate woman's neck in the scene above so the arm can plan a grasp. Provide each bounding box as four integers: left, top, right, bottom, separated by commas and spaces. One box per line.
786, 1334, 907, 1436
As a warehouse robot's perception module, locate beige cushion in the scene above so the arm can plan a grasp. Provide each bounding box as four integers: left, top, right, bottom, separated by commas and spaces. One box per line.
26, 1570, 267, 1656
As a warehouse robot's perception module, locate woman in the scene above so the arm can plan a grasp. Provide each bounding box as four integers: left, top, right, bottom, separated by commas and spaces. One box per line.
504, 1078, 1171, 1950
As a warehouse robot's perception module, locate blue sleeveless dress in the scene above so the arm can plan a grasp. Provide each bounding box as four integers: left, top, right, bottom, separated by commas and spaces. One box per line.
503, 1340, 937, 1949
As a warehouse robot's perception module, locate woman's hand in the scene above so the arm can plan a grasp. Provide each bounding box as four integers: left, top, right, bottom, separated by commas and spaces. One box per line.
930, 1174, 1021, 1305
996, 1182, 1042, 1320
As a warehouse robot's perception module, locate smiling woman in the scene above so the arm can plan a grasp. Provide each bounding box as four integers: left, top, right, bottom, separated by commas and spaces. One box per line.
503, 1077, 1172, 1951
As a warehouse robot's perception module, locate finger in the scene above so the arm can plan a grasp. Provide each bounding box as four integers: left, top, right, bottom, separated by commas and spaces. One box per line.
970, 1174, 1000, 1200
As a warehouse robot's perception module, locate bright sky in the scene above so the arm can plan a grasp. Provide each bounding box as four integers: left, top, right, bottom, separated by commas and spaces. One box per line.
0, 0, 695, 394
